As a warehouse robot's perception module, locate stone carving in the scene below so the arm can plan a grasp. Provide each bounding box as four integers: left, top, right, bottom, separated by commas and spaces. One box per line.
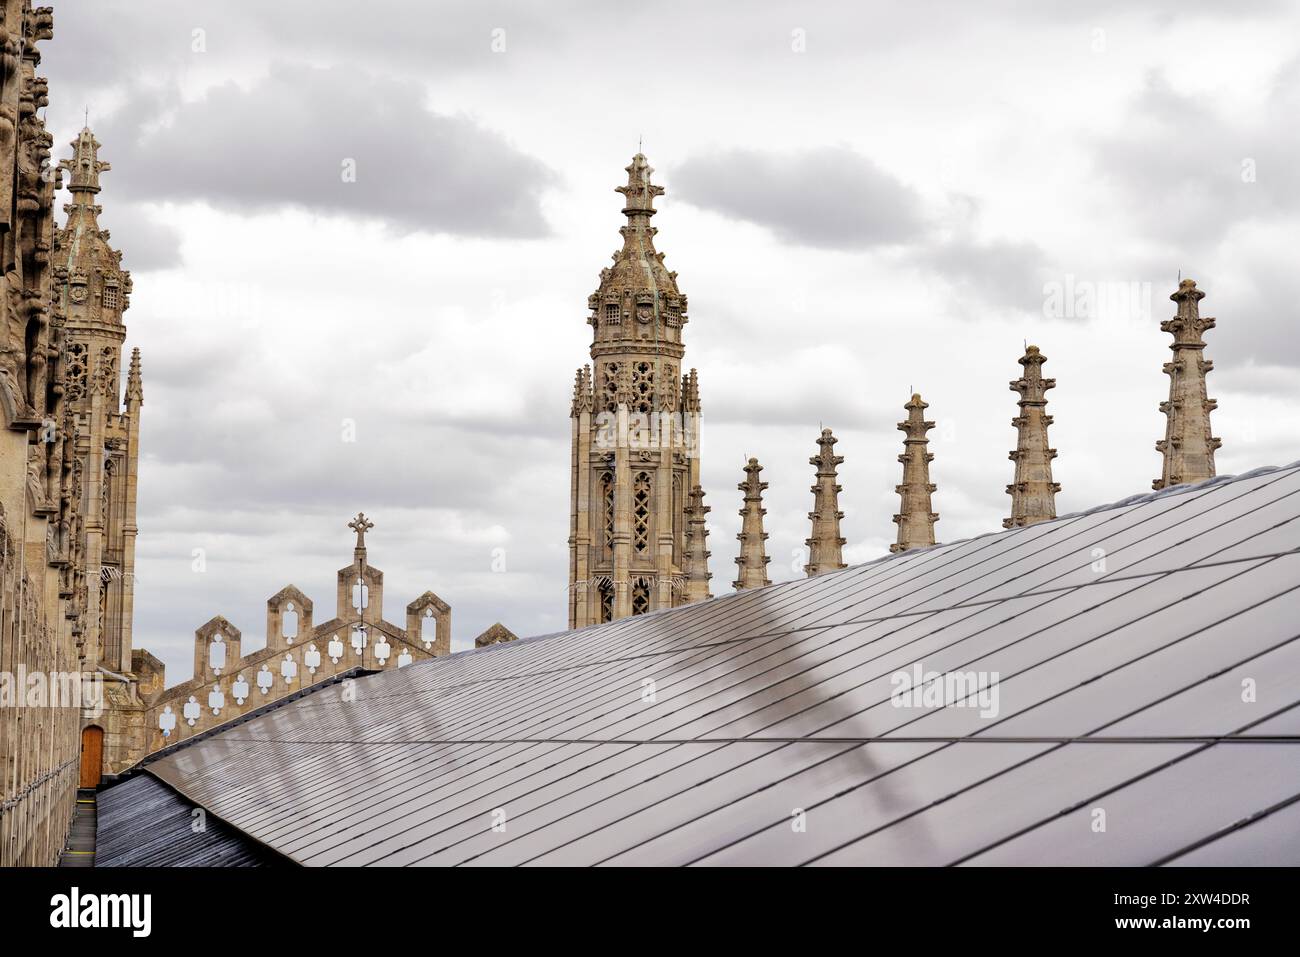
1005, 345, 1061, 528
735, 458, 771, 589
1154, 278, 1221, 489
806, 430, 848, 574
892, 395, 940, 553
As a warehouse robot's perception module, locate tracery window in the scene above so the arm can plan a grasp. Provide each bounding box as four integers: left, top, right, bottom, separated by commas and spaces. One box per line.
602, 362, 622, 413
66, 343, 87, 402
632, 580, 650, 616
598, 580, 615, 623
631, 362, 654, 415
99, 346, 117, 389
599, 471, 615, 560
633, 471, 651, 553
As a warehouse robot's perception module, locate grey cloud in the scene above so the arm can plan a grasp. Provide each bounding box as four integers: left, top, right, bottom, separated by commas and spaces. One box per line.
1090, 66, 1300, 246
674, 146, 927, 249
675, 147, 1047, 312
916, 235, 1048, 313
93, 202, 185, 272
92, 64, 556, 239
1192, 251, 1300, 368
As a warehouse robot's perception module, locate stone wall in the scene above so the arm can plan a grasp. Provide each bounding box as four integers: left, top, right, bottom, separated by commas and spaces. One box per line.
0, 0, 85, 867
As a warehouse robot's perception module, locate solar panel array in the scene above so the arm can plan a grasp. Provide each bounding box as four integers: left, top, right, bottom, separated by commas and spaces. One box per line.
111, 464, 1300, 865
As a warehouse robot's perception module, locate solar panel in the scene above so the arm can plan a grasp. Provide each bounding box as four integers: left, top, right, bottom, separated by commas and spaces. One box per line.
99, 463, 1300, 866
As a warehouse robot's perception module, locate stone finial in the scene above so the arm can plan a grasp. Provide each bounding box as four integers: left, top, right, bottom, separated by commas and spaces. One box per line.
348, 512, 374, 552
57, 126, 110, 195
125, 347, 143, 405
570, 364, 594, 416
1005, 345, 1060, 528
805, 429, 847, 576
475, 622, 518, 648
891, 394, 939, 553
681, 368, 701, 414
734, 457, 771, 590
616, 153, 664, 217
1154, 278, 1221, 490
682, 485, 713, 603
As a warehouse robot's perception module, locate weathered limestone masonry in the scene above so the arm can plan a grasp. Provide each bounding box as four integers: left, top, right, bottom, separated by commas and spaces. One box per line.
1155, 278, 1220, 490
892, 394, 939, 553
474, 622, 517, 648
54, 125, 149, 777
805, 429, 847, 576
0, 0, 91, 866
138, 515, 451, 756
735, 457, 771, 590
568, 154, 705, 627
1005, 345, 1060, 528
682, 485, 712, 603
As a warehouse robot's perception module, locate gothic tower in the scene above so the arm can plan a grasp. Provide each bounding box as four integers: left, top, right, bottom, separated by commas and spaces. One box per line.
568, 155, 704, 628
892, 394, 938, 553
53, 127, 142, 676
1154, 278, 1220, 490
1005, 345, 1060, 528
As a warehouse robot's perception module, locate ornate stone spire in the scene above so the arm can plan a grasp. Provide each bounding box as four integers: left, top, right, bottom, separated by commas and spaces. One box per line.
587, 152, 685, 351
54, 125, 132, 418
891, 394, 938, 553
734, 457, 771, 590
682, 485, 713, 603
61, 125, 110, 195
1154, 278, 1221, 490
125, 347, 143, 405
569, 154, 702, 629
1005, 345, 1059, 528
805, 429, 847, 576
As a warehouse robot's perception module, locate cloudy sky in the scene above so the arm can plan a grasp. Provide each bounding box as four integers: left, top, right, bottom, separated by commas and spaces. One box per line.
40, 0, 1300, 680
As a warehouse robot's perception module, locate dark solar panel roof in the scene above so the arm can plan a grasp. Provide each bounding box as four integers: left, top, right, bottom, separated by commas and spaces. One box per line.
96, 773, 290, 867
111, 463, 1300, 865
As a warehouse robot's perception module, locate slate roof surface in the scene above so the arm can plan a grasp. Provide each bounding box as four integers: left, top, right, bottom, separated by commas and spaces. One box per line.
102, 463, 1300, 865
97, 773, 289, 867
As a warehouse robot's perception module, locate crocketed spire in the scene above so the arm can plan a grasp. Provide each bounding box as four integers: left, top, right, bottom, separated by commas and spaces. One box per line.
125, 346, 143, 405
734, 458, 771, 590
805, 429, 847, 576
54, 127, 132, 348
682, 485, 713, 603
891, 394, 938, 553
1005, 345, 1059, 528
1154, 278, 1220, 489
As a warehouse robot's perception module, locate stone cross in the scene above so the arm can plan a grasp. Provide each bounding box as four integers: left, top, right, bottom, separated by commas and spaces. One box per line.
348, 512, 374, 549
